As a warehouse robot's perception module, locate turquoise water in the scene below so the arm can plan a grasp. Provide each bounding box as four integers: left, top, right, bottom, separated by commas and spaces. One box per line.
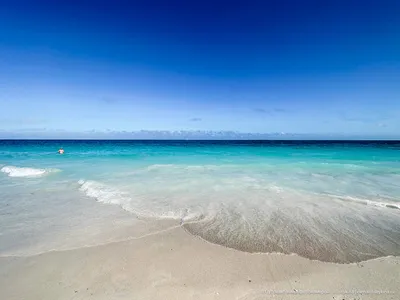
1, 140, 399, 262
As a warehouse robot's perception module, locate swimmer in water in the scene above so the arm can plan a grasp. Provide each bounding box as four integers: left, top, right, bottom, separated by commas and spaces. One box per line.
58, 148, 64, 154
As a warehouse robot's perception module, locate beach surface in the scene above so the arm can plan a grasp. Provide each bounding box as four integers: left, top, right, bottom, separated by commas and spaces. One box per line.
1, 223, 399, 300
1, 141, 399, 299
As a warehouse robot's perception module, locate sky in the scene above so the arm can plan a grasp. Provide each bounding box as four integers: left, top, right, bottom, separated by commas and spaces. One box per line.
0, 0, 399, 139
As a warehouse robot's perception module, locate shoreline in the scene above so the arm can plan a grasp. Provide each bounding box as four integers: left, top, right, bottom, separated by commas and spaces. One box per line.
2, 219, 396, 266
1, 225, 399, 300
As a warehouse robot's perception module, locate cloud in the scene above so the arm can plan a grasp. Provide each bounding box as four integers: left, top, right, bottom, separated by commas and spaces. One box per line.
252, 108, 288, 114
100, 96, 118, 104
189, 117, 202, 122
252, 108, 269, 113
1, 129, 399, 140
378, 123, 387, 127
273, 108, 287, 113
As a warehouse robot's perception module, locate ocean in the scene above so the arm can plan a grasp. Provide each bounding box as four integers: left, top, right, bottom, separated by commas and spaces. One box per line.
1, 140, 399, 263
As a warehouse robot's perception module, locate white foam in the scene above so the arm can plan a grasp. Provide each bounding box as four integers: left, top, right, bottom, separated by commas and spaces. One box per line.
1, 166, 58, 178
78, 180, 133, 208
78, 180, 203, 222
78, 180, 154, 219
332, 195, 400, 210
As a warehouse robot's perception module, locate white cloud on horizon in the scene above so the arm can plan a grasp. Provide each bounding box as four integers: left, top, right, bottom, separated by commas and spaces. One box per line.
1, 129, 399, 140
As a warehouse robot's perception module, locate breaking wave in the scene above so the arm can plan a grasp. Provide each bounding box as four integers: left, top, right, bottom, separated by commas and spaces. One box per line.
1, 166, 60, 177
77, 180, 202, 222
331, 195, 400, 210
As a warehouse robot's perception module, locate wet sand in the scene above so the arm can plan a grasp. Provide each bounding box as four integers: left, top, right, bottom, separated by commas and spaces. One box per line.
1, 225, 399, 300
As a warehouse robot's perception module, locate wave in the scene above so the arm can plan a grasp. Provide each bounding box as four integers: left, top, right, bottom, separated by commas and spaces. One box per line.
78, 180, 134, 210
330, 195, 400, 210
78, 180, 203, 222
0, 166, 59, 178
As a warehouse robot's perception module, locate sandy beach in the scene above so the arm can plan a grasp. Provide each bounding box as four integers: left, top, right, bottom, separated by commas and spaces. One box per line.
1, 222, 399, 300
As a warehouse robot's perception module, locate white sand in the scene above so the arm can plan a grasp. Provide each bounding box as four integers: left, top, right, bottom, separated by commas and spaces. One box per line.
0, 225, 399, 300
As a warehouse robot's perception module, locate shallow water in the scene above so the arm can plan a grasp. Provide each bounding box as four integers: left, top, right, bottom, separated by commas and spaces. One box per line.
1, 140, 399, 262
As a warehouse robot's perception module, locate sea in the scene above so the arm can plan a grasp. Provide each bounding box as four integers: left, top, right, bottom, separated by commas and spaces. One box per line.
1, 140, 399, 263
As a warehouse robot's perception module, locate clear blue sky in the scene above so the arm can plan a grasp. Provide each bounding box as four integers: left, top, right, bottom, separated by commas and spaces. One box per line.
1, 0, 399, 138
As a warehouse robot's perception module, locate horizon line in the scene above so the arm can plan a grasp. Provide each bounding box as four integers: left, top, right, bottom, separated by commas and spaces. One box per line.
1, 138, 400, 142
